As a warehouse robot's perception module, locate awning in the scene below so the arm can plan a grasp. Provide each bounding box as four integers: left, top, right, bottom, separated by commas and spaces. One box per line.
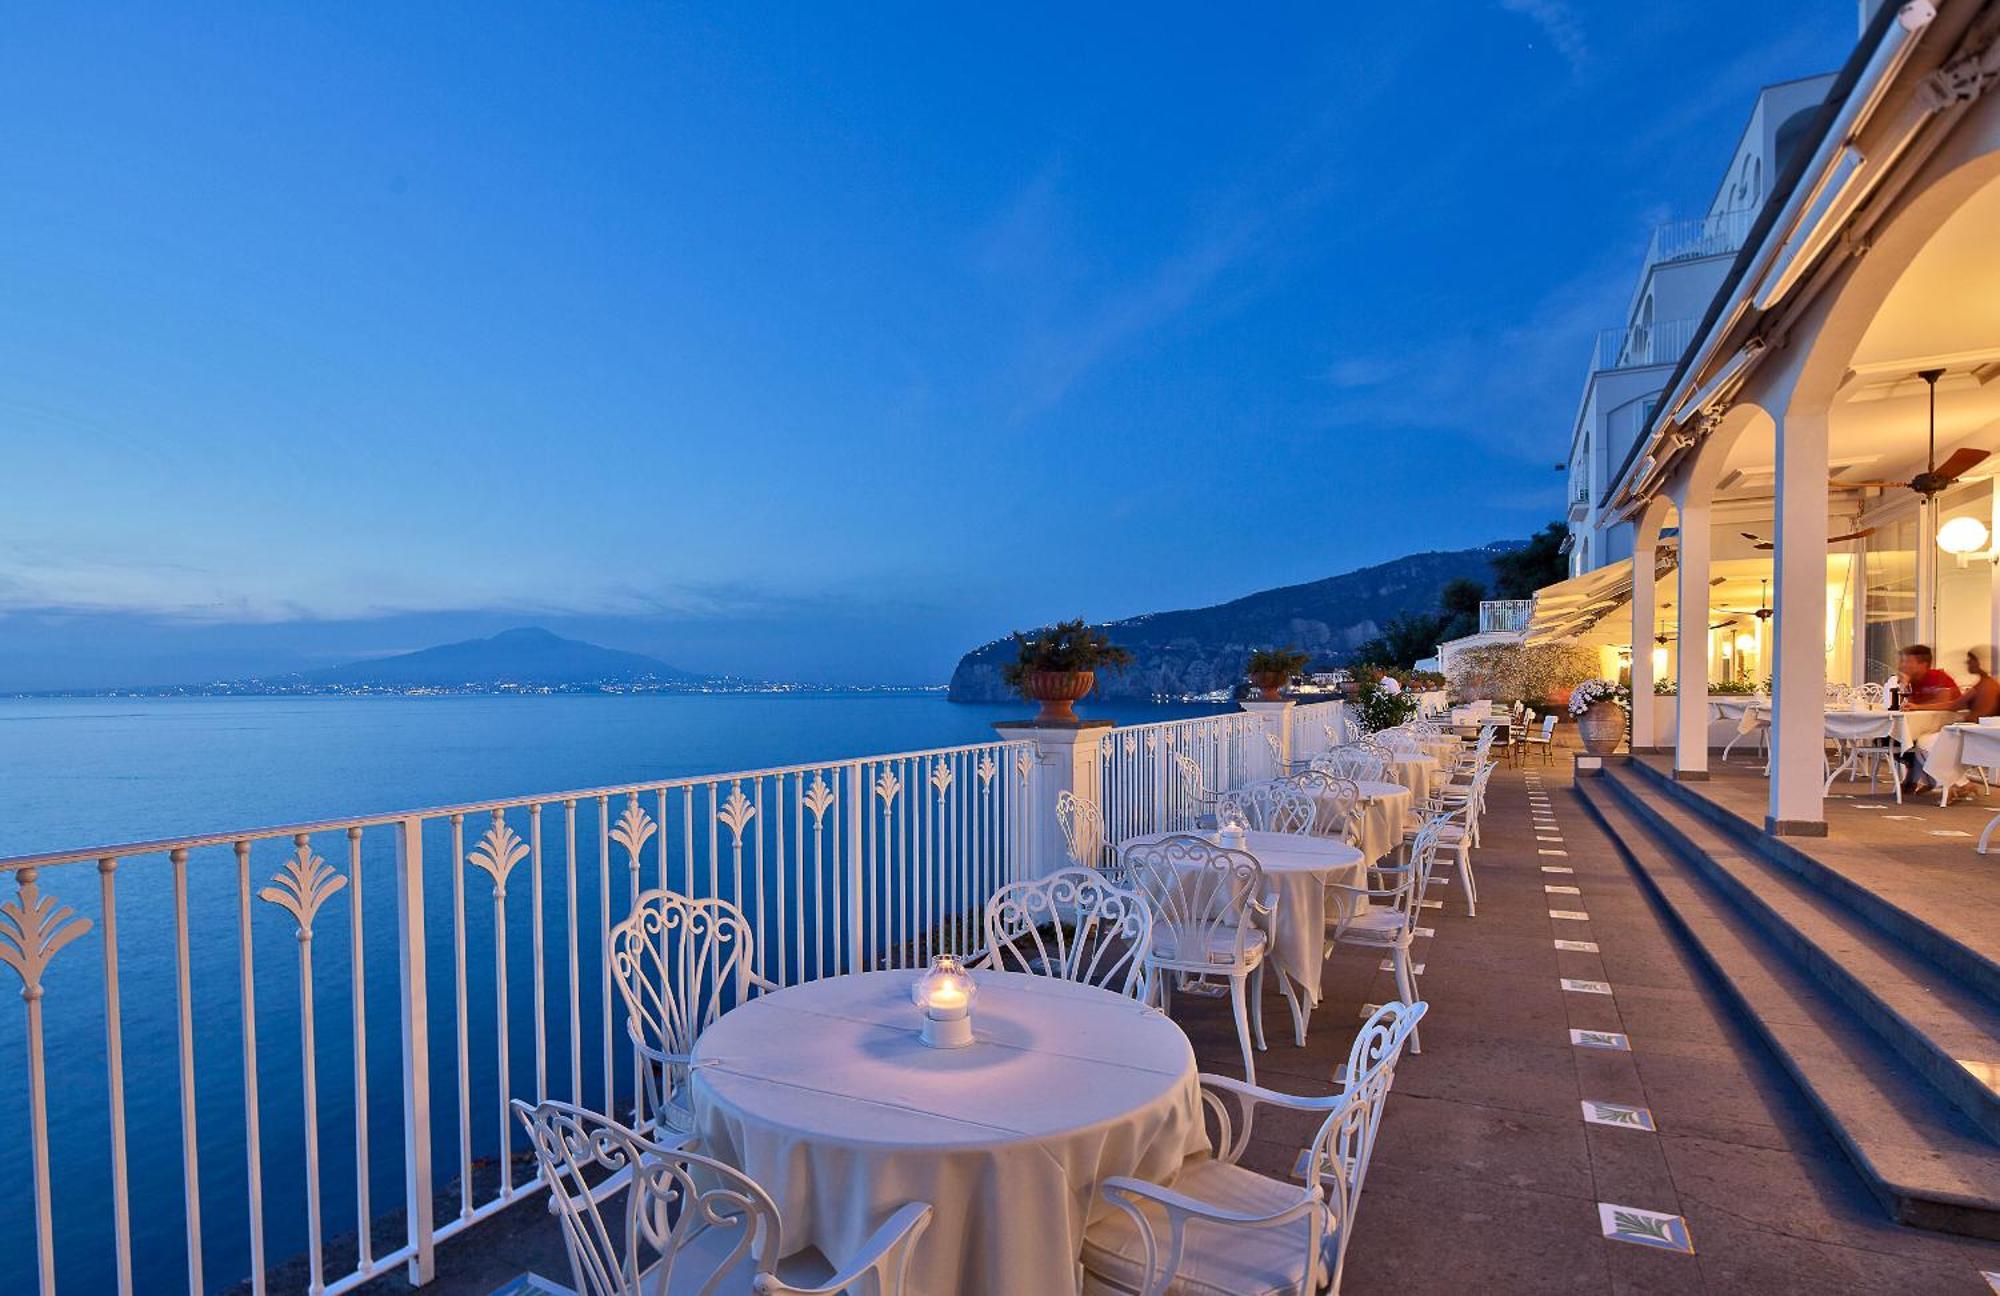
1524, 546, 1678, 646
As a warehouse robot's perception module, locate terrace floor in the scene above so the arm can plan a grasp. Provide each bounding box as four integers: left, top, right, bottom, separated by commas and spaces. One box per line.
329, 751, 2000, 1295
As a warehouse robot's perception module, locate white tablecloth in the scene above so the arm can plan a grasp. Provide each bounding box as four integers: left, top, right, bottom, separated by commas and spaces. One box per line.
1384, 753, 1439, 805
1351, 779, 1413, 864
1122, 829, 1366, 1004
1922, 720, 2000, 794
1729, 701, 1951, 747
690, 970, 1207, 1296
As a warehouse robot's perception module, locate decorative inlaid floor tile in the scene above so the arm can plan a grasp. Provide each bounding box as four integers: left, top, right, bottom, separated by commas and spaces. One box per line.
1597, 1203, 1693, 1254
1420, 899, 1442, 909
1851, 803, 1889, 810
1536, 835, 1564, 842
1541, 865, 1574, 874
488, 1277, 572, 1296
1582, 1100, 1657, 1131
1413, 925, 1435, 937
1570, 1028, 1629, 1050
1553, 939, 1598, 952
1960, 1058, 2000, 1097
1561, 978, 1613, 995
1379, 959, 1426, 974
1538, 849, 1569, 856
1881, 814, 1924, 821
1549, 909, 1590, 920
1929, 829, 1974, 837
1545, 884, 1581, 894
1980, 1270, 2000, 1294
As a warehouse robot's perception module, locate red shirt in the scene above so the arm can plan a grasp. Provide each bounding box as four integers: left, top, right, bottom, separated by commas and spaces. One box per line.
1909, 668, 1960, 705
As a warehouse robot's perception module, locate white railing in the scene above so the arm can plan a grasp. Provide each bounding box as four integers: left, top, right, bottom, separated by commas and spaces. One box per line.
1645, 207, 1756, 266
1092, 703, 1346, 846
1289, 700, 1350, 767
1592, 317, 1700, 372
1479, 600, 1534, 634
0, 737, 1033, 1296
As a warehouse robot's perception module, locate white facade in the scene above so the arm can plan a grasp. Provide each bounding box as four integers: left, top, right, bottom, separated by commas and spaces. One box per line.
1567, 74, 1838, 578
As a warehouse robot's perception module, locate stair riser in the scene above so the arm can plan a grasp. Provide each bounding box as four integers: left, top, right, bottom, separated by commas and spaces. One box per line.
1575, 782, 2000, 1241
1597, 774, 2000, 1141
1624, 757, 2000, 1005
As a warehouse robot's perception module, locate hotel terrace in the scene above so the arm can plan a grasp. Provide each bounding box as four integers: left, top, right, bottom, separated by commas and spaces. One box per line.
12, 4, 2000, 1294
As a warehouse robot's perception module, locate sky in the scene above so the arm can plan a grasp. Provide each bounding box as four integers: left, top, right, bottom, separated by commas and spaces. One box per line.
0, 2, 1858, 688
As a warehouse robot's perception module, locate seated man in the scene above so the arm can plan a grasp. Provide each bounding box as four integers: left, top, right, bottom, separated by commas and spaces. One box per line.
1918, 650, 2000, 800
1899, 644, 1964, 794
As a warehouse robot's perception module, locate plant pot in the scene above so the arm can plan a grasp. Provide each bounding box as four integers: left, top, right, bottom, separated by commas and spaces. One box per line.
1020, 670, 1095, 723
1250, 672, 1286, 701
1576, 701, 1626, 755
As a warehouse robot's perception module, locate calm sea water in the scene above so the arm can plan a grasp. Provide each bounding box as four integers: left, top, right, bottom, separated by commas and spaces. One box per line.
0, 693, 1221, 1293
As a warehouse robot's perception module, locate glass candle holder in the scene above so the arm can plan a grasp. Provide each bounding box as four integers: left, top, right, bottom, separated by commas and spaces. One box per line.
912, 954, 977, 1048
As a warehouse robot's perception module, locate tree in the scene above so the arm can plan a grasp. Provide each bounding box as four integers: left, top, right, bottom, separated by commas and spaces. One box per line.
1490, 522, 1570, 599
1437, 577, 1486, 641
1355, 611, 1447, 669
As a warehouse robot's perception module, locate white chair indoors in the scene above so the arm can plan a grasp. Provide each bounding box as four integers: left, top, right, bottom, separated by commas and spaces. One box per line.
608, 890, 776, 1135
981, 867, 1153, 999
514, 1099, 932, 1296
1122, 834, 1273, 1084
1079, 1002, 1423, 1296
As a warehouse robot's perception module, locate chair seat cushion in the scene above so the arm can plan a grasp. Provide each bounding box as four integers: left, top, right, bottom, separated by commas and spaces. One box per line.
1081, 1159, 1328, 1296
1153, 926, 1268, 966
1329, 907, 1408, 941
643, 1221, 836, 1293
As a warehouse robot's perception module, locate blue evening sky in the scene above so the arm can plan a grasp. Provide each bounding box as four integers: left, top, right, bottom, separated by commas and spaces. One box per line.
0, 3, 1854, 687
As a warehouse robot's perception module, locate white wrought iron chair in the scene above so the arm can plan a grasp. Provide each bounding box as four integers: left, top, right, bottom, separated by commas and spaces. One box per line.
1171, 752, 1222, 829
514, 1099, 932, 1296
1324, 818, 1442, 1054
1058, 789, 1116, 876
1218, 782, 1317, 835
1079, 1002, 1422, 1296
1122, 834, 1273, 1084
1313, 747, 1387, 784
609, 890, 777, 1135
1284, 769, 1364, 845
981, 867, 1153, 999
1263, 728, 1317, 777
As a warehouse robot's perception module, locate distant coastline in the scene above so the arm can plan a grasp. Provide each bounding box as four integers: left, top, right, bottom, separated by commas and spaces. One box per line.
5, 678, 948, 700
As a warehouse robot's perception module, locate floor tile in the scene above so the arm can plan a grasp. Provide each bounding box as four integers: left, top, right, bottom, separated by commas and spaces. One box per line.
1598, 1202, 1694, 1254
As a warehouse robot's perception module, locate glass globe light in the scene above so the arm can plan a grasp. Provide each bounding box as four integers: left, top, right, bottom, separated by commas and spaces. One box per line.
1937, 515, 1990, 557
912, 954, 977, 1048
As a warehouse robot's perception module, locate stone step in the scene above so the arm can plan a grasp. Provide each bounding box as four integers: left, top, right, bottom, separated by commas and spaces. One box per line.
1575, 775, 2000, 1239
1598, 764, 2000, 1141
1624, 756, 2000, 1004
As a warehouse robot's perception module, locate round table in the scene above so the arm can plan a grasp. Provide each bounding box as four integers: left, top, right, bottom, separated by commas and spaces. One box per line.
1121, 828, 1365, 1005
1352, 779, 1414, 864
1383, 753, 1439, 806
690, 970, 1208, 1296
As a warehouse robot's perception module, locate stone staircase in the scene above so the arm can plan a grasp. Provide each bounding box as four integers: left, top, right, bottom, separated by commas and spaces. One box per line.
1575, 759, 2000, 1239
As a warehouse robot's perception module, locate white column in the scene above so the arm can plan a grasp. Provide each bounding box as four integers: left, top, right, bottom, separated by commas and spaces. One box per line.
1673, 484, 1713, 779
1630, 504, 1666, 752
1768, 409, 1830, 835
992, 721, 1110, 877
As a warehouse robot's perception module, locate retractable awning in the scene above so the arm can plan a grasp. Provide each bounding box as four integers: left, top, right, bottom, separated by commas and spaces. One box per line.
1525, 546, 1678, 647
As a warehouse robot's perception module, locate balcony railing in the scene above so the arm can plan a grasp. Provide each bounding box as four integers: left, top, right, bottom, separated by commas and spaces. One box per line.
0, 698, 1362, 1295
1593, 316, 1700, 372
0, 736, 1036, 1295
1479, 600, 1534, 634
1645, 208, 1756, 266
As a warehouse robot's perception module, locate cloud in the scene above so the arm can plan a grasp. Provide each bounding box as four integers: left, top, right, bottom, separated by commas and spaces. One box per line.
1498, 0, 1588, 74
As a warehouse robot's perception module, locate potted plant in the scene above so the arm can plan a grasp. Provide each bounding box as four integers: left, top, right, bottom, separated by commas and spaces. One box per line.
1568, 678, 1629, 755
1001, 619, 1134, 723
1245, 647, 1310, 700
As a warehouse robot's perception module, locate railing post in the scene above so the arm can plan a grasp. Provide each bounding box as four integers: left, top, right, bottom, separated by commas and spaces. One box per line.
993, 721, 1109, 877
843, 762, 865, 973
392, 816, 436, 1285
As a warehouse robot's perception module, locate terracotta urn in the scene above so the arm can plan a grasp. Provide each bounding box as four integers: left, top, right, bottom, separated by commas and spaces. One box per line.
1250, 672, 1287, 701
1576, 701, 1627, 755
1020, 670, 1095, 723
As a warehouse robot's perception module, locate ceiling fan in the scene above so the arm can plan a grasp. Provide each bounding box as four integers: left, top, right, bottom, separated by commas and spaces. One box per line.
1739, 527, 1874, 550
1715, 579, 1775, 622
1834, 368, 1990, 498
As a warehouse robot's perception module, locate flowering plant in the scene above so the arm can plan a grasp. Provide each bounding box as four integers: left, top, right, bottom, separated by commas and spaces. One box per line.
1567, 678, 1626, 718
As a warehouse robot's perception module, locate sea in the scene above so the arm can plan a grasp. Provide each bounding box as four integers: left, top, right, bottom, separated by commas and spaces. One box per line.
0, 693, 1223, 1293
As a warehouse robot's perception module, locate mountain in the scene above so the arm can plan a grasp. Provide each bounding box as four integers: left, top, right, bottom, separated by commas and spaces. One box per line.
301, 627, 697, 688
947, 544, 1518, 702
